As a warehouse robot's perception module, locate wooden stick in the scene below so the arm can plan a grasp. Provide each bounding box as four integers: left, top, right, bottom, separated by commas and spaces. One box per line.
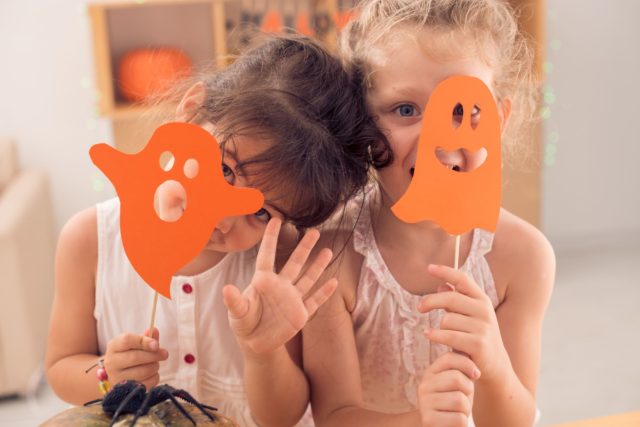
454, 234, 461, 270
148, 291, 159, 335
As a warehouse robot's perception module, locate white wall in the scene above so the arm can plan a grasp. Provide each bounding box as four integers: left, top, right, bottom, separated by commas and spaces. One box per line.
542, 0, 640, 252
0, 0, 115, 234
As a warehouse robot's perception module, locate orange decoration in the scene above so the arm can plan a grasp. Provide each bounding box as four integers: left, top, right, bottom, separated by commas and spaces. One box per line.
262, 10, 284, 33
333, 9, 355, 31
296, 11, 315, 36
118, 48, 192, 102
90, 122, 264, 298
392, 76, 502, 235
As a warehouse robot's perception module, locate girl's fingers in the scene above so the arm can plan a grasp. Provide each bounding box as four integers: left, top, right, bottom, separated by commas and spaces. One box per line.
110, 349, 168, 372
303, 278, 338, 316
426, 329, 476, 358
418, 291, 479, 317
279, 228, 321, 282
142, 327, 160, 341
294, 247, 333, 296
255, 218, 282, 271
439, 312, 476, 334
427, 369, 475, 396
120, 362, 161, 383
428, 391, 473, 415
421, 411, 469, 427
222, 284, 250, 320
429, 351, 481, 380
111, 333, 159, 353
427, 264, 483, 299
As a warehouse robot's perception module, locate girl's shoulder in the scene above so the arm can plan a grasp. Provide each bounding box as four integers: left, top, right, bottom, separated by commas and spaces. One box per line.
317, 227, 364, 313
58, 206, 98, 259
487, 208, 556, 304
56, 206, 99, 288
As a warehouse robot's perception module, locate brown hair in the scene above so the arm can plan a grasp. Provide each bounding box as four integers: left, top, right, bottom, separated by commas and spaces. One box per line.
169, 34, 391, 229
341, 0, 539, 159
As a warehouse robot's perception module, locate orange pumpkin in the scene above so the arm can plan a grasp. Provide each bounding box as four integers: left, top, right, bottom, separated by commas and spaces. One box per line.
118, 48, 192, 102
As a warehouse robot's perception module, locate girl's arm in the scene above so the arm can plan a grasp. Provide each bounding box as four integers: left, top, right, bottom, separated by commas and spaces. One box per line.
222, 219, 338, 427
420, 213, 555, 427
473, 217, 555, 426
303, 238, 438, 427
45, 208, 105, 404
305, 240, 479, 427
304, 287, 423, 426
45, 208, 168, 405
242, 333, 310, 427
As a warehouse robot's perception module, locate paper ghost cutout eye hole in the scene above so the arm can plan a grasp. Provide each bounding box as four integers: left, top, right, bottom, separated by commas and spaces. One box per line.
452, 103, 482, 130
154, 180, 187, 223
159, 151, 176, 172
184, 158, 199, 179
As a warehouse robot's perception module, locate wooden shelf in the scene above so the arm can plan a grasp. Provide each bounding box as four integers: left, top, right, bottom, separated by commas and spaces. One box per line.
88, 0, 357, 151
89, 0, 227, 118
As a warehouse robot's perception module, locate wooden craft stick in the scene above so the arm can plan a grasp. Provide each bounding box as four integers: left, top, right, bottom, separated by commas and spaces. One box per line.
454, 234, 461, 270
148, 291, 159, 335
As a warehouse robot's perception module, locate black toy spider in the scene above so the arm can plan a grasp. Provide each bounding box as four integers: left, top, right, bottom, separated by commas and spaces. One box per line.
84, 380, 218, 427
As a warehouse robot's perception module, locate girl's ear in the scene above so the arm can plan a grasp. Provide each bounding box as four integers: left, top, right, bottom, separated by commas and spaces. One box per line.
176, 82, 206, 122
498, 97, 512, 134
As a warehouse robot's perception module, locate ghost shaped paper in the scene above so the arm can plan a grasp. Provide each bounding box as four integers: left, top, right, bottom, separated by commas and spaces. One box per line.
392, 76, 501, 235
90, 122, 264, 298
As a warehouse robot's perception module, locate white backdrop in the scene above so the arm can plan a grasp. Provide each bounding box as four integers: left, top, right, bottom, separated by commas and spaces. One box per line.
542, 0, 640, 252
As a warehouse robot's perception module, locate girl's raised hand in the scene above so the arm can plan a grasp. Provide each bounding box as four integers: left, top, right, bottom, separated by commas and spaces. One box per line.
418, 351, 479, 427
418, 264, 511, 383
222, 218, 338, 355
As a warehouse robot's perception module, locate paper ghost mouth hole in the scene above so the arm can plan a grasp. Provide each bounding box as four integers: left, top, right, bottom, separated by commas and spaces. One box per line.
434, 147, 487, 173
409, 148, 488, 176
154, 180, 187, 223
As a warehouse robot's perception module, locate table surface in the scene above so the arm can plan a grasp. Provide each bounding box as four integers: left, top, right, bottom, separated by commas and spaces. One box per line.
548, 412, 640, 427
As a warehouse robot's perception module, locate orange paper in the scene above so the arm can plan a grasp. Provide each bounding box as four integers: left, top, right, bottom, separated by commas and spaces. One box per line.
392, 76, 501, 235
333, 9, 355, 31
296, 11, 314, 36
262, 10, 284, 33
90, 122, 264, 298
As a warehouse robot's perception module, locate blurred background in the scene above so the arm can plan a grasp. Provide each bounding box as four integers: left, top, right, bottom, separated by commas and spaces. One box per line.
0, 0, 638, 425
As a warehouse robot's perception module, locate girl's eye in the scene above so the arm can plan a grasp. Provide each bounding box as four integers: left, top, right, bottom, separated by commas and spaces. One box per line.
222, 163, 234, 183
471, 105, 481, 116
254, 208, 272, 222
394, 104, 418, 117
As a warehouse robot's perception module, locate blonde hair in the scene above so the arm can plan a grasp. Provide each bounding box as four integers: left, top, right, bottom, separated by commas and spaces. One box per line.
341, 0, 540, 159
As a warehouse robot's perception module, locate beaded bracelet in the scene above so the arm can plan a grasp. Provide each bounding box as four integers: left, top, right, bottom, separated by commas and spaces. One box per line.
86, 358, 110, 395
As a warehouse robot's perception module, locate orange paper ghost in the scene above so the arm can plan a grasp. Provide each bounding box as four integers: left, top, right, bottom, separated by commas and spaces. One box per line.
90, 122, 264, 298
392, 76, 501, 235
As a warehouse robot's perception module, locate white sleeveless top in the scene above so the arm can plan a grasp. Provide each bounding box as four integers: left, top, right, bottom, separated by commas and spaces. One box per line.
95, 198, 314, 427
351, 201, 499, 416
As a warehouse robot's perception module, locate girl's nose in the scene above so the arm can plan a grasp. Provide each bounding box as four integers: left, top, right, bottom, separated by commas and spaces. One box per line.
216, 216, 237, 234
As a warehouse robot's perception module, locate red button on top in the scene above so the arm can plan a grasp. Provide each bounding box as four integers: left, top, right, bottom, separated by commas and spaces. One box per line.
182, 283, 193, 294
184, 353, 195, 364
